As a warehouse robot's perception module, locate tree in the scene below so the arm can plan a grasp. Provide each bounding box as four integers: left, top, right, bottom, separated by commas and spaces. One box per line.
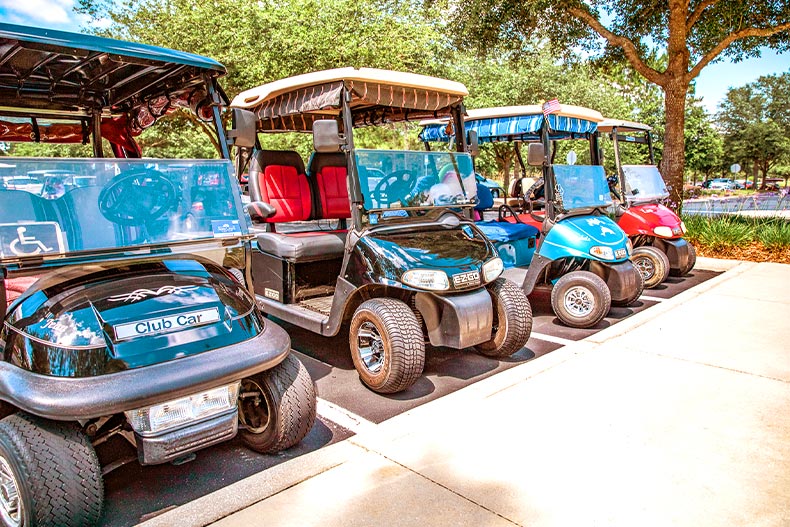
451, 0, 790, 210
718, 73, 790, 188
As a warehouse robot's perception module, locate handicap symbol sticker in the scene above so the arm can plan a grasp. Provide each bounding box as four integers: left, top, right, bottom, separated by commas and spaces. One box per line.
211, 219, 242, 238
0, 222, 66, 258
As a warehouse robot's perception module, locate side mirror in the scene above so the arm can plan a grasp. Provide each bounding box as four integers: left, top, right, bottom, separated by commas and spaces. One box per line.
467, 130, 480, 157
313, 119, 343, 153
227, 109, 257, 149
527, 142, 545, 166
246, 201, 276, 223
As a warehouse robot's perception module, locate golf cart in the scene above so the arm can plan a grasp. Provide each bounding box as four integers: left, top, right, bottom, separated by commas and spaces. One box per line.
421, 105, 643, 329
597, 119, 695, 282
0, 23, 315, 525
230, 68, 532, 394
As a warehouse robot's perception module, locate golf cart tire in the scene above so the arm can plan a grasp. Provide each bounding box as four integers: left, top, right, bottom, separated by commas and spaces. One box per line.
475, 278, 532, 358
551, 271, 610, 329
631, 246, 670, 289
671, 242, 697, 277
239, 354, 317, 454
611, 265, 645, 307
0, 413, 103, 527
350, 298, 425, 394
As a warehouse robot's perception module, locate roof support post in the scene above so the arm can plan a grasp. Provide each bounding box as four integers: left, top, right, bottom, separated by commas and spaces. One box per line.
91, 110, 103, 157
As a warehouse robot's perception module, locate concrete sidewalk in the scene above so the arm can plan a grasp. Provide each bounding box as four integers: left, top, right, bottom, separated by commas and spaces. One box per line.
142, 258, 790, 527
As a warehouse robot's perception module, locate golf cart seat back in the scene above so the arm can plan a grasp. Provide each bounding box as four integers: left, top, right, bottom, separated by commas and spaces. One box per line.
249, 150, 312, 223
307, 152, 350, 220
507, 177, 536, 207
249, 150, 346, 260
0, 189, 59, 224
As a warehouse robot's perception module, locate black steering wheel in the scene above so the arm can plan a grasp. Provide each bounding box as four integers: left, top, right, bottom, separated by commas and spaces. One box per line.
372, 170, 417, 207
99, 169, 178, 226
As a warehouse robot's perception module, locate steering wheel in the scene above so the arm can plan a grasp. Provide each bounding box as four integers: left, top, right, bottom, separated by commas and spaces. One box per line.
99, 169, 178, 226
372, 170, 417, 207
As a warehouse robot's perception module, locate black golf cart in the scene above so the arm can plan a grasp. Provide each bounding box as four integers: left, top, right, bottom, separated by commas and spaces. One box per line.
230, 68, 532, 394
0, 23, 315, 526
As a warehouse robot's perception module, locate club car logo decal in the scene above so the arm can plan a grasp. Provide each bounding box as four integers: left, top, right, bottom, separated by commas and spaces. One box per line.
108, 285, 199, 303
452, 270, 480, 288
113, 307, 220, 340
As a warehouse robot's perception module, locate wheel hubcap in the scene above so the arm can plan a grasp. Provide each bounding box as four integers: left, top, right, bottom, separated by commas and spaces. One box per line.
634, 256, 656, 280
0, 456, 22, 526
564, 286, 595, 317
357, 321, 385, 374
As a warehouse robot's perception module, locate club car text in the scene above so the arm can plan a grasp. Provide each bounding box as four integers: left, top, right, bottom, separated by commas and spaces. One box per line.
114, 308, 220, 340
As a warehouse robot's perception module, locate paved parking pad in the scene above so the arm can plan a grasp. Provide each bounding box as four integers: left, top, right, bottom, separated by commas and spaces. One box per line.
101, 269, 719, 526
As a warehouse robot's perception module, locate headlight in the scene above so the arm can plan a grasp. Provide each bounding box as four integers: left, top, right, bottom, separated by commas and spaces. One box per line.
680, 221, 687, 234
401, 269, 450, 291
125, 382, 240, 436
482, 257, 504, 282
590, 246, 615, 260
626, 238, 633, 256
653, 226, 674, 238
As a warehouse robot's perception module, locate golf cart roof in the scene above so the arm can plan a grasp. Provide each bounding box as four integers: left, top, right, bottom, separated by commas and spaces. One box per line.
0, 22, 226, 116
597, 119, 652, 133
419, 104, 603, 143
230, 67, 469, 131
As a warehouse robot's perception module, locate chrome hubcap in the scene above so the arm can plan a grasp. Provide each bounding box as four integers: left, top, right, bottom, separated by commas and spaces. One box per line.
0, 456, 22, 526
564, 286, 595, 317
634, 256, 655, 280
357, 322, 385, 374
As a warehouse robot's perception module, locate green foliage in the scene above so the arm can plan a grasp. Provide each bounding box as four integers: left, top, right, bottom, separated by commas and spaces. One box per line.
682, 214, 790, 252
684, 98, 723, 180
718, 73, 790, 186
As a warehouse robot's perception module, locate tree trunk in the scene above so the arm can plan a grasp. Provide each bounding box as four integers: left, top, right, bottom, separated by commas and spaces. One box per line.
752, 161, 760, 189
662, 79, 689, 212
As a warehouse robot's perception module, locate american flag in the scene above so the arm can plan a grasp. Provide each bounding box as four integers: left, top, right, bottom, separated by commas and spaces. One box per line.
542, 98, 561, 117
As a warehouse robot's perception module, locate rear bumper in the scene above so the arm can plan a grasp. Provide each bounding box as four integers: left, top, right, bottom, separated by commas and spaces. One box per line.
415, 288, 493, 349
0, 321, 290, 421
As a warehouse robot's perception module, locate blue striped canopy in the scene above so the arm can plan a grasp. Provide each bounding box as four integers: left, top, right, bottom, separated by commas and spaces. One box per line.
420, 113, 599, 143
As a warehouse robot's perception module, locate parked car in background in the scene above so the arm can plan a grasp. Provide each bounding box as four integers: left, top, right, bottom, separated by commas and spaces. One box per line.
702, 178, 734, 190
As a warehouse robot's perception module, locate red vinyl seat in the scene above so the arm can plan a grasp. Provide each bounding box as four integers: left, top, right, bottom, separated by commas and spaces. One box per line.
4, 276, 38, 307
307, 152, 350, 220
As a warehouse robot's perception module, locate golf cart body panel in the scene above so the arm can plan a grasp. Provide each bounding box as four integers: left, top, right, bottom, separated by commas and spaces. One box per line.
0, 24, 310, 492
539, 215, 628, 261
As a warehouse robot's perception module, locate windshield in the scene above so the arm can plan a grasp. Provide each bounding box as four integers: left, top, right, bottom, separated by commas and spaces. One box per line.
0, 158, 247, 263
621, 165, 669, 203
356, 149, 477, 211
553, 165, 613, 211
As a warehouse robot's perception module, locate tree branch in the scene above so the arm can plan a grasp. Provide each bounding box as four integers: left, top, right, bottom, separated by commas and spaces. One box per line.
568, 6, 665, 85
686, 0, 720, 32
687, 22, 790, 82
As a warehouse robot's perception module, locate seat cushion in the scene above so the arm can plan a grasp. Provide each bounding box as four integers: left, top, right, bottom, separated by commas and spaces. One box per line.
256, 231, 346, 260
477, 221, 540, 242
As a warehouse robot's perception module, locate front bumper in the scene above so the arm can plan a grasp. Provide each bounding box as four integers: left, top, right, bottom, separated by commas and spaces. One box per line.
414, 288, 493, 349
592, 260, 641, 303
654, 238, 690, 272
136, 409, 238, 465
0, 321, 290, 421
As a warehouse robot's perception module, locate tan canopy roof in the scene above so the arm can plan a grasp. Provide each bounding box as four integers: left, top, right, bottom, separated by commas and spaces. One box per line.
230, 67, 469, 132
597, 118, 652, 133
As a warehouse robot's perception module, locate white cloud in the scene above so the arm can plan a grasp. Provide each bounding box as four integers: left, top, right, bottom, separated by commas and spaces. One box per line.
0, 0, 89, 29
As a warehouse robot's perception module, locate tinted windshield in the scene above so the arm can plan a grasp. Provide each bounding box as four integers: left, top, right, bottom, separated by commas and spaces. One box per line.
0, 158, 246, 263
622, 165, 669, 202
356, 149, 477, 211
553, 165, 612, 211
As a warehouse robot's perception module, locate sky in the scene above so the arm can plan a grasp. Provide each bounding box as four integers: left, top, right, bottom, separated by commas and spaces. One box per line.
1, 0, 788, 113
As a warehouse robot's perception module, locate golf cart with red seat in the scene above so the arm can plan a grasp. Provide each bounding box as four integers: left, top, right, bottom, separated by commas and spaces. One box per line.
231, 68, 532, 394
421, 105, 643, 329
0, 23, 315, 526
597, 119, 695, 282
